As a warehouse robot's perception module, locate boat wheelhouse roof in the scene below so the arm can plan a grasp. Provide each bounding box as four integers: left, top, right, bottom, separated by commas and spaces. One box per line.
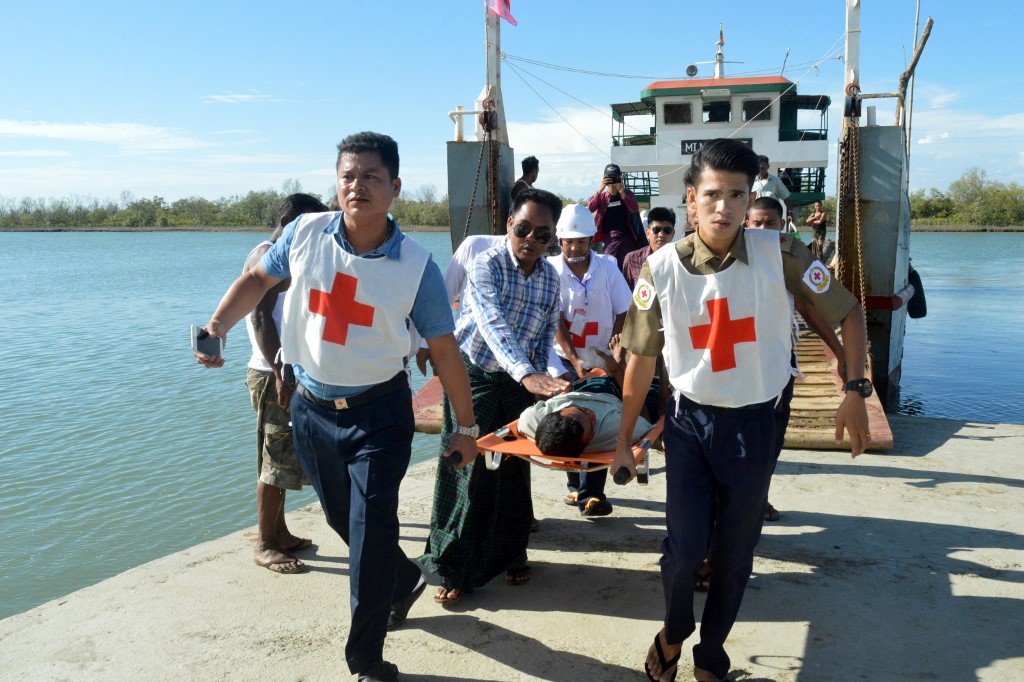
640, 75, 795, 99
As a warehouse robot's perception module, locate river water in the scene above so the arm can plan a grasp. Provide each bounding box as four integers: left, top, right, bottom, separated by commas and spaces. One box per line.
0, 229, 1020, 619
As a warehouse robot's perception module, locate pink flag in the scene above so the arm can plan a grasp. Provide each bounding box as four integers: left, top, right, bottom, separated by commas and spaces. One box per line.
487, 0, 517, 26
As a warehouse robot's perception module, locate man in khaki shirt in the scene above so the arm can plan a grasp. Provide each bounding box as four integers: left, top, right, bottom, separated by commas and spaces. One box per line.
612, 139, 870, 682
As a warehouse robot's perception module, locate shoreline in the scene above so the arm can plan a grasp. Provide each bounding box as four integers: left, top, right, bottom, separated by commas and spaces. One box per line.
2, 414, 1022, 681
1, 223, 1021, 233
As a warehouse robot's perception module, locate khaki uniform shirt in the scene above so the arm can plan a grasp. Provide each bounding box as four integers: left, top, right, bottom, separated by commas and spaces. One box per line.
622, 228, 857, 357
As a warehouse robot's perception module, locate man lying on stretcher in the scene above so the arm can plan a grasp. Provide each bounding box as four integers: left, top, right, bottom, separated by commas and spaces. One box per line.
518, 344, 664, 516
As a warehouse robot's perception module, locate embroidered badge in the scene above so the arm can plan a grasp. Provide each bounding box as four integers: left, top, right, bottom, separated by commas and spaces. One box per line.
633, 278, 655, 310
803, 261, 831, 294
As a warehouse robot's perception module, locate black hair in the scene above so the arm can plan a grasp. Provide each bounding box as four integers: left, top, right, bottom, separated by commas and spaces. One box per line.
647, 206, 676, 226
521, 156, 539, 175
757, 154, 770, 164
535, 413, 586, 459
683, 163, 697, 189
689, 139, 760, 189
510, 187, 563, 225
274, 193, 329, 229
750, 196, 784, 220
336, 131, 399, 179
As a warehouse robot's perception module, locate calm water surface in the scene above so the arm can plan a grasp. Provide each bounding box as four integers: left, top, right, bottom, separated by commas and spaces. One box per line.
0, 229, 1020, 619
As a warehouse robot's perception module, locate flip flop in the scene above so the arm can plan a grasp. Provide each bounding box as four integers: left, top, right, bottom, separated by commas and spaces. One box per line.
254, 556, 305, 574
763, 502, 781, 522
563, 491, 578, 506
644, 631, 679, 682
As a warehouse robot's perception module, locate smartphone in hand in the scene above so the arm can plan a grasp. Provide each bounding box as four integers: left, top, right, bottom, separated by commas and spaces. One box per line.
190, 324, 223, 358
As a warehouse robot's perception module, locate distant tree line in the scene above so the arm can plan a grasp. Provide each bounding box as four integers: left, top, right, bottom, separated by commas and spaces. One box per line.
909, 168, 1024, 226
6, 168, 1017, 229
0, 180, 463, 229
812, 168, 1023, 228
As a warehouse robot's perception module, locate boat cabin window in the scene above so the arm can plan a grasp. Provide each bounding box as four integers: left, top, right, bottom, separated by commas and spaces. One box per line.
702, 101, 731, 124
742, 99, 772, 122
663, 103, 692, 125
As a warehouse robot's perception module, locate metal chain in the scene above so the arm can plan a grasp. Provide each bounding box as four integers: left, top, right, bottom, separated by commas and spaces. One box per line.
851, 121, 866, 308
488, 124, 500, 235
461, 132, 488, 242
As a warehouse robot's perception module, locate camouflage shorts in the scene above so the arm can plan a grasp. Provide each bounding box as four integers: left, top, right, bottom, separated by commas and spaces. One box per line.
246, 368, 307, 490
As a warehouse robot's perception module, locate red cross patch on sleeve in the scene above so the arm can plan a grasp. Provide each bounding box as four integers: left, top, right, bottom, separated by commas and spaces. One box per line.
802, 262, 831, 294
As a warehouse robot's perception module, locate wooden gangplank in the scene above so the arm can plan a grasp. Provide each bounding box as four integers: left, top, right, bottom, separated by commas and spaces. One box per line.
787, 328, 893, 451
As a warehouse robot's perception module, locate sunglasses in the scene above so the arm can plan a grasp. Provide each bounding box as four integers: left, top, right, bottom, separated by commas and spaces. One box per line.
512, 223, 552, 244
649, 226, 674, 235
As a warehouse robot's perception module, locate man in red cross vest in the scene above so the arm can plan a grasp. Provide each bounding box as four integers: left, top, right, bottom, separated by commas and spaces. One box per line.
612, 139, 870, 682
194, 132, 477, 682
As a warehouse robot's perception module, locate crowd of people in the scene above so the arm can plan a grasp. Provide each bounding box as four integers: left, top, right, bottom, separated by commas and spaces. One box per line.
194, 133, 868, 682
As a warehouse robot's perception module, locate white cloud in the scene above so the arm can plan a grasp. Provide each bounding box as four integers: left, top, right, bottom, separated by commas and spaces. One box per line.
0, 149, 70, 157
917, 131, 950, 145
507, 106, 615, 198
0, 119, 207, 153
201, 93, 281, 104
920, 85, 962, 109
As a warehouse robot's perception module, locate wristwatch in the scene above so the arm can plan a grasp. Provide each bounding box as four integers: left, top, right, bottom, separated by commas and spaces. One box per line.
454, 423, 480, 438
844, 378, 873, 398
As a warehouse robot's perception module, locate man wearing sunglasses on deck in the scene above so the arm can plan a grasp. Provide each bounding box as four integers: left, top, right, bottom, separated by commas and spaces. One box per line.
420, 188, 570, 605
622, 206, 678, 291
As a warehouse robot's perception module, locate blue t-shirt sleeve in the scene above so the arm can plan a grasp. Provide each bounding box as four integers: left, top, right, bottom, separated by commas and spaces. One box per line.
410, 257, 455, 340
260, 218, 300, 279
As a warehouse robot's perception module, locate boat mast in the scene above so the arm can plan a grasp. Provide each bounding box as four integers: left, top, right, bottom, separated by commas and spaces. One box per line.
480, 7, 509, 145
714, 24, 726, 79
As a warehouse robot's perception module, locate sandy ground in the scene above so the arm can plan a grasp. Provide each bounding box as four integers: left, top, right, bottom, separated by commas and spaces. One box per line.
2, 415, 1022, 681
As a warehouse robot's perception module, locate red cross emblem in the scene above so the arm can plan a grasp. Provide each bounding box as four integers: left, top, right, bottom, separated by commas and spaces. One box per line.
810, 269, 825, 285
564, 317, 600, 348
688, 297, 756, 372
308, 272, 375, 345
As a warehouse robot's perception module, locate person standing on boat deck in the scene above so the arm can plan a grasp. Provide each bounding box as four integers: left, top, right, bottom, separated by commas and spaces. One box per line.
588, 163, 648, 271
194, 132, 478, 682
805, 200, 828, 234
623, 206, 678, 291
611, 139, 870, 682
511, 155, 539, 201
545, 202, 632, 516
752, 154, 791, 215
420, 188, 569, 604
244, 193, 328, 575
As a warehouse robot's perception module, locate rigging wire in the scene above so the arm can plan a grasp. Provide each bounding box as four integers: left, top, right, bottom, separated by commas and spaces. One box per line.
503, 31, 848, 185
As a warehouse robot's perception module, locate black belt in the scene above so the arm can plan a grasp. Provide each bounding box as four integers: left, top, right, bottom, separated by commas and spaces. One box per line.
296, 372, 407, 411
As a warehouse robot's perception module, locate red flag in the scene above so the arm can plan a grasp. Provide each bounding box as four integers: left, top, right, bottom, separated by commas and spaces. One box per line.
719, 23, 724, 44
487, 0, 517, 26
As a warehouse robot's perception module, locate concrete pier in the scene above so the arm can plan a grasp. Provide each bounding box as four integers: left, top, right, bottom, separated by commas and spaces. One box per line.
2, 415, 1022, 681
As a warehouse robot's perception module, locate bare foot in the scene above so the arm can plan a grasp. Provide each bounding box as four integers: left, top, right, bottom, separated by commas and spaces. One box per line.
433, 586, 461, 604
278, 535, 313, 552
644, 628, 680, 682
254, 545, 305, 574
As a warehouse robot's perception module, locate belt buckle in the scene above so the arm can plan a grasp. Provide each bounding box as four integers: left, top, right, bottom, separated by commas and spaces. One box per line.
333, 397, 349, 410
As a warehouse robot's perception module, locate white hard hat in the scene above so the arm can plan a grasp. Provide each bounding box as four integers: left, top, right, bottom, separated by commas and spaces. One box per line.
556, 203, 597, 240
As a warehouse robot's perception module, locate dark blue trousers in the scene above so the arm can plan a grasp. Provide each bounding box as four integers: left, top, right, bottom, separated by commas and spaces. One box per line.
661, 393, 776, 680
290, 385, 422, 675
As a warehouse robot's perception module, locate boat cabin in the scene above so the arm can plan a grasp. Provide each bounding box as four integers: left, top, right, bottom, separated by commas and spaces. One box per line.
609, 59, 830, 212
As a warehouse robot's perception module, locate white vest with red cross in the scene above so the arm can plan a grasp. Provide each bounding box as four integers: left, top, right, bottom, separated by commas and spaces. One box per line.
646, 229, 793, 408
279, 214, 430, 387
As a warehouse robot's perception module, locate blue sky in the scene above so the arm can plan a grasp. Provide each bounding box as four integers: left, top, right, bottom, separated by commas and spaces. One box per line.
1, 1, 1019, 205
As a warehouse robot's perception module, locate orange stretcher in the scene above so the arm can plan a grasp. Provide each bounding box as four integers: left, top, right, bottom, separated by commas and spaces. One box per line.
474, 416, 663, 485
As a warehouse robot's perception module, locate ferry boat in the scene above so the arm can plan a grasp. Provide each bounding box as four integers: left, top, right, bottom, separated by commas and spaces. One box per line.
439, 1, 930, 433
